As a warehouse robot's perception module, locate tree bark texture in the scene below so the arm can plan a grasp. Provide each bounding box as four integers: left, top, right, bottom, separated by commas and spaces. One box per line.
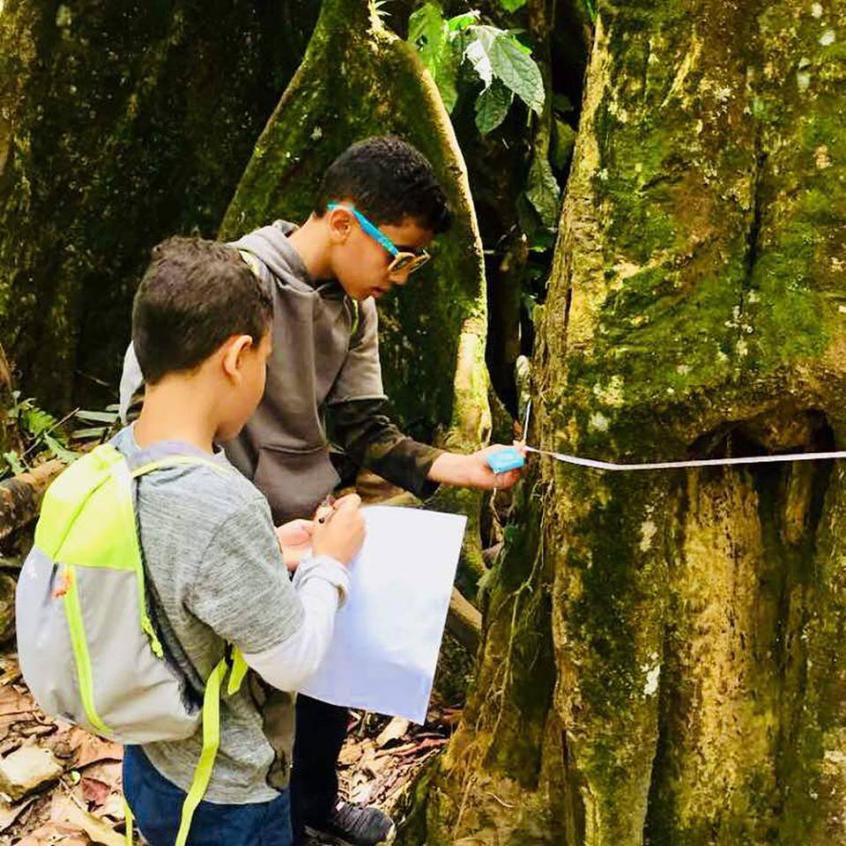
0, 0, 303, 409
417, 1, 846, 843
220, 0, 493, 584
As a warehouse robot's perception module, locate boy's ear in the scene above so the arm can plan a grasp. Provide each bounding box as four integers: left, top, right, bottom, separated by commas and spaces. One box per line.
327, 206, 353, 244
221, 334, 254, 382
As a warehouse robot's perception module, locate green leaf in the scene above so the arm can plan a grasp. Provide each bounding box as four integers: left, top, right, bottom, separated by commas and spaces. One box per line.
2, 451, 25, 476
525, 152, 561, 229
488, 30, 544, 114
75, 409, 120, 424
474, 79, 513, 134
503, 28, 532, 54
72, 426, 110, 440
499, 0, 528, 9
464, 26, 495, 88
409, 2, 447, 68
44, 433, 78, 464
436, 38, 461, 112
465, 26, 544, 114
446, 10, 478, 31
21, 405, 58, 438
552, 93, 574, 114
551, 117, 577, 171
409, 2, 460, 112
516, 191, 542, 245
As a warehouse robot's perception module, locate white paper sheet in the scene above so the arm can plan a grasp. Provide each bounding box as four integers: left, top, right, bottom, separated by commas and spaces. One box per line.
300, 506, 467, 724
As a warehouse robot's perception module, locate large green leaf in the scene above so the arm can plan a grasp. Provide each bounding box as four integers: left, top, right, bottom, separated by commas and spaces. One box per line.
499, 0, 528, 10
488, 30, 544, 114
474, 79, 513, 134
464, 26, 544, 115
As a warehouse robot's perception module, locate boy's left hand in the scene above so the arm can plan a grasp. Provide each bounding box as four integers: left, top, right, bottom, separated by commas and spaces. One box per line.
428, 444, 526, 491
275, 519, 315, 571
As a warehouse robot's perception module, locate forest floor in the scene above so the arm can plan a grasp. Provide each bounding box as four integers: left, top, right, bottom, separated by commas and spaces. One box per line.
0, 648, 466, 844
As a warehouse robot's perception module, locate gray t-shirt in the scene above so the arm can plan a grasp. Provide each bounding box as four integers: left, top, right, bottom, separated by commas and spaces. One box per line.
112, 427, 303, 804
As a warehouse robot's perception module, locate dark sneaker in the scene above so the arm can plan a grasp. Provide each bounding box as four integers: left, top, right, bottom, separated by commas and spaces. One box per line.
305, 800, 396, 846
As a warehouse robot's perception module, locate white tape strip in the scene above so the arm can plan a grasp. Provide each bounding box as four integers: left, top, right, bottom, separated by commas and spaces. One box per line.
523, 445, 846, 472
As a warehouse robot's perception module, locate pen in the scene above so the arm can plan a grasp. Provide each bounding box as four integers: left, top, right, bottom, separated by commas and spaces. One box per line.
317, 494, 336, 524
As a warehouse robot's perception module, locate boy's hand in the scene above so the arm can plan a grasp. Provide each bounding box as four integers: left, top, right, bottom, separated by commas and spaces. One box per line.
428, 444, 526, 490
312, 494, 365, 565
275, 519, 315, 572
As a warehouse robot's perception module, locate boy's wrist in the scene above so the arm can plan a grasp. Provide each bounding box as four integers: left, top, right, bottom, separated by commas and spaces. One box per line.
427, 452, 472, 487
294, 553, 351, 605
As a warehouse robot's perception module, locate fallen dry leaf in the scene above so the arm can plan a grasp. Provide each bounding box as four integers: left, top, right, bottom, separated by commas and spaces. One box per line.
92, 790, 125, 822
81, 776, 111, 807
63, 800, 126, 846
51, 794, 125, 846
17, 819, 88, 845
52, 726, 122, 769
0, 794, 36, 833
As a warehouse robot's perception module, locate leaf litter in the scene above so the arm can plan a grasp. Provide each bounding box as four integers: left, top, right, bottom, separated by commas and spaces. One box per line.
0, 653, 459, 844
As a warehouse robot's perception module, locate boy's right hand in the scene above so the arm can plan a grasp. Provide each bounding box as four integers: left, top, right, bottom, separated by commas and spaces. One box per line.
311, 494, 365, 565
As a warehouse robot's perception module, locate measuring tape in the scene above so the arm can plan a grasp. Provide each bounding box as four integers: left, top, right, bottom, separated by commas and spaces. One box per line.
521, 445, 846, 471
485, 402, 846, 474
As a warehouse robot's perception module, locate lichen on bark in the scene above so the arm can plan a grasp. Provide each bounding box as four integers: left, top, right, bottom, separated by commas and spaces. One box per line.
0, 0, 300, 409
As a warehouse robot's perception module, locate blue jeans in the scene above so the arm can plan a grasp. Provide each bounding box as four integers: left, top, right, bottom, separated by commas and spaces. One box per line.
123, 746, 293, 846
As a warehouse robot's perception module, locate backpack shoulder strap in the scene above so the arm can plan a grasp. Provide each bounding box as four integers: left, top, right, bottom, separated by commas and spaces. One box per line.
130, 454, 229, 479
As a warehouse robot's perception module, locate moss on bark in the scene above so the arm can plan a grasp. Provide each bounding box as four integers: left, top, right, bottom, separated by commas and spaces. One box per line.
419, 0, 846, 842
0, 0, 304, 408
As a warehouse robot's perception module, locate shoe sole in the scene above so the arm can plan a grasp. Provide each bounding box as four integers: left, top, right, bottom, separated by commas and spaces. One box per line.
304, 822, 397, 846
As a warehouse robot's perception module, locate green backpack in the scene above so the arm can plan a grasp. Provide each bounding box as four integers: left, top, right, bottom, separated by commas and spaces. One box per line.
16, 442, 248, 845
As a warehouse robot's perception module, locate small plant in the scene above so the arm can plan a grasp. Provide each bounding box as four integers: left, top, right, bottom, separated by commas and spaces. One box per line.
1, 393, 120, 480
2, 392, 73, 478
408, 3, 544, 135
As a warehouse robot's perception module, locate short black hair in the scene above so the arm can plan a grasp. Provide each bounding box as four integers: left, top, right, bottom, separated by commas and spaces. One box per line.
315, 136, 452, 234
133, 236, 272, 384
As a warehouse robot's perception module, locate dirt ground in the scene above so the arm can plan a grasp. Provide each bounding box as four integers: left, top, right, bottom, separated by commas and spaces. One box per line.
0, 650, 464, 845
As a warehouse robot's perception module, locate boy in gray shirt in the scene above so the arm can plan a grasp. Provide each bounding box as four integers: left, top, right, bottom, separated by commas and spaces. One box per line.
119, 236, 364, 845
120, 138, 524, 846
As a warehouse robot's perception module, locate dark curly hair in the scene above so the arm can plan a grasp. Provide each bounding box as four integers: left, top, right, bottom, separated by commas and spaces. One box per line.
315, 136, 452, 234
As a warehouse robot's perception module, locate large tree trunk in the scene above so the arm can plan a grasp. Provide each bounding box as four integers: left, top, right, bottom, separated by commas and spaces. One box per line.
417, 0, 846, 843
0, 0, 307, 409
220, 0, 492, 585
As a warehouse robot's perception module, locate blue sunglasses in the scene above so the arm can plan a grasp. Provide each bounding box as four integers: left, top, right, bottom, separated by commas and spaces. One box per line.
327, 202, 431, 275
